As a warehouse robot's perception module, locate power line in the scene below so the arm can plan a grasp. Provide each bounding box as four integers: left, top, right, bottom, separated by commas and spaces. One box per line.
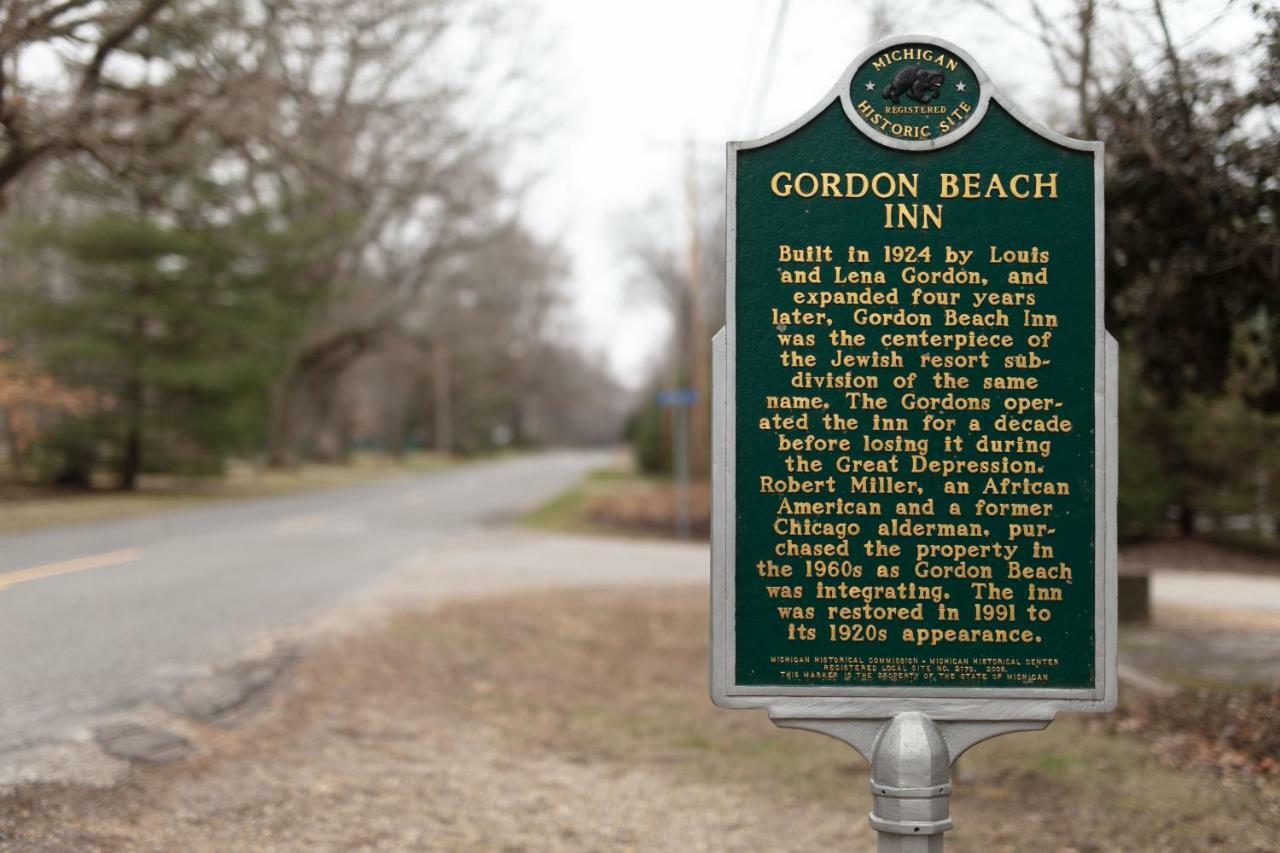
748, 0, 790, 137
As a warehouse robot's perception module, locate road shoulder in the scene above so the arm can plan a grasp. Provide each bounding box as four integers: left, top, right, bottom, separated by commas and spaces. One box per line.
2, 531, 1273, 852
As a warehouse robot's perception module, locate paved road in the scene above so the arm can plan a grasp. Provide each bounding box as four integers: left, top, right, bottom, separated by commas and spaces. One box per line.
5, 446, 1276, 758
0, 451, 607, 750
1152, 569, 1280, 614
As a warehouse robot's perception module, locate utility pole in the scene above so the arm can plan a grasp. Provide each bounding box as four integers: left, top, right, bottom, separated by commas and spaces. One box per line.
672, 399, 691, 539
684, 137, 709, 478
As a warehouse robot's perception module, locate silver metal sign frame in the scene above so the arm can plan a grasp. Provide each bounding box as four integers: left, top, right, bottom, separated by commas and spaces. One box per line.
709, 33, 1117, 849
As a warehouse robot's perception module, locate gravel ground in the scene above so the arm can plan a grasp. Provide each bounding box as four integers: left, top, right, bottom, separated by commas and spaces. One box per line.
0, 531, 1275, 852
0, 591, 871, 852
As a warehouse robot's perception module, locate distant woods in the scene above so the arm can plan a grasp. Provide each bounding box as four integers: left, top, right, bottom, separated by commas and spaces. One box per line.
1053, 1, 1280, 540
622, 3, 1280, 543
961, 1, 1280, 541
0, 0, 624, 488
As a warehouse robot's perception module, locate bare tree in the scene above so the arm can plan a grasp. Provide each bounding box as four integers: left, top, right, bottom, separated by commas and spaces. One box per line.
615, 166, 725, 476
0, 0, 594, 477
0, 1, 287, 204
219, 0, 546, 464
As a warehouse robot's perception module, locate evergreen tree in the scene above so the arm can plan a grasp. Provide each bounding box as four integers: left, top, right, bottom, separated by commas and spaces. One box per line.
19, 177, 321, 487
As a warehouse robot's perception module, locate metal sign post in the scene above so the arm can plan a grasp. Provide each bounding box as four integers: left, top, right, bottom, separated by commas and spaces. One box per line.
659, 388, 699, 539
711, 35, 1116, 849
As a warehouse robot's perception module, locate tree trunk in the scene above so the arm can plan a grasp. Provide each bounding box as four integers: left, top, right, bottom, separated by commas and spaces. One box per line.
1077, 0, 1096, 137
2, 410, 22, 474
1178, 504, 1196, 538
387, 404, 406, 459
119, 303, 146, 490
337, 399, 355, 464
267, 373, 296, 468
119, 377, 143, 490
433, 340, 452, 455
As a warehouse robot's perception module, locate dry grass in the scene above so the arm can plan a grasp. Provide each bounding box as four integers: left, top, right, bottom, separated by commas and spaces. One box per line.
1, 586, 1276, 851
525, 466, 711, 540
1123, 539, 1280, 577
0, 452, 452, 534
533, 469, 1280, 579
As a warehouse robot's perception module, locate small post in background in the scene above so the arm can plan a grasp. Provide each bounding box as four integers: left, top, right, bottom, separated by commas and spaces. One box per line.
658, 387, 698, 539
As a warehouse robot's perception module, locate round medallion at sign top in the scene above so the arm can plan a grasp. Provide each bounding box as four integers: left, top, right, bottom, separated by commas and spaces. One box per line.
844, 38, 988, 151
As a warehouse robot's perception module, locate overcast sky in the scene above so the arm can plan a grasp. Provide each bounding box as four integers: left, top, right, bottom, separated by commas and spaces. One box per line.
520, 0, 1254, 387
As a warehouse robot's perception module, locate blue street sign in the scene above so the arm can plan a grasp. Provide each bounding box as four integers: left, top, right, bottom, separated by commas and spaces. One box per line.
657, 388, 699, 407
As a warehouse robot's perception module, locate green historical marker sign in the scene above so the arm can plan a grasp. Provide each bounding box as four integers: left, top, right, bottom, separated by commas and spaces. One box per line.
713, 34, 1115, 716
710, 33, 1117, 848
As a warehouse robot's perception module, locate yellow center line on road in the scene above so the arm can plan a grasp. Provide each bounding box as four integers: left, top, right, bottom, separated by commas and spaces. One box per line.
0, 548, 144, 591
274, 514, 329, 535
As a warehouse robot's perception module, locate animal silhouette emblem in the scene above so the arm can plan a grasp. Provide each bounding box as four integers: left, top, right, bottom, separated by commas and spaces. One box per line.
881, 66, 945, 104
